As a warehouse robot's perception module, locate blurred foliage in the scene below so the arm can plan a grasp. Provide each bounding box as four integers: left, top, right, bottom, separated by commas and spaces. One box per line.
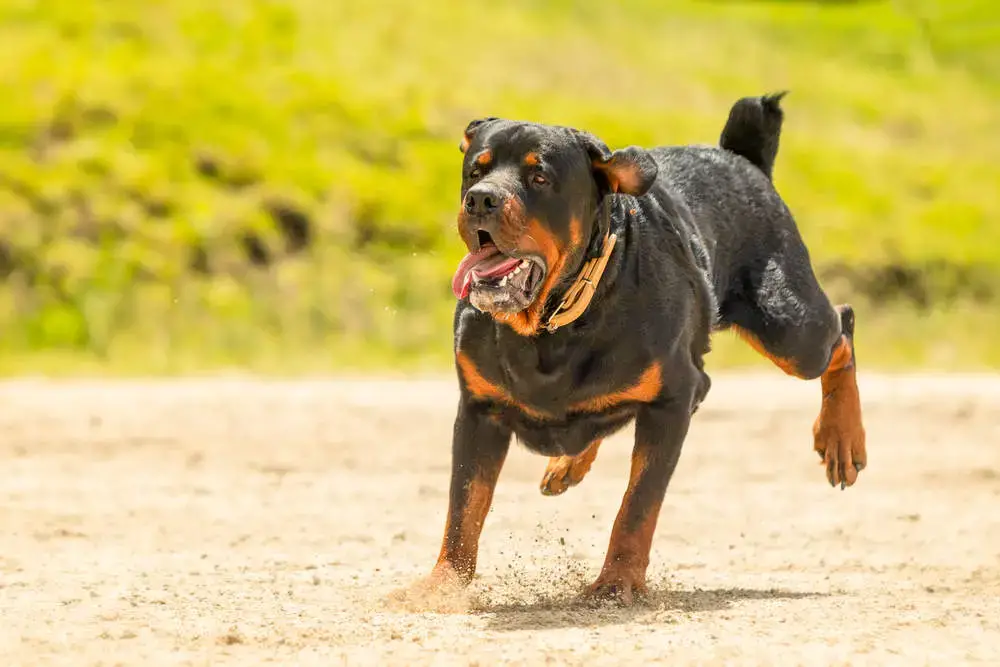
0, 0, 998, 374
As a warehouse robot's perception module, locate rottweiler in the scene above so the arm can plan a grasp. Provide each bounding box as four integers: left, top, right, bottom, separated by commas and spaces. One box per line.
418, 92, 866, 605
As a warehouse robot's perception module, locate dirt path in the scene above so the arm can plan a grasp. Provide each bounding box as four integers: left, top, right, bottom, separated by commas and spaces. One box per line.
2, 373, 999, 665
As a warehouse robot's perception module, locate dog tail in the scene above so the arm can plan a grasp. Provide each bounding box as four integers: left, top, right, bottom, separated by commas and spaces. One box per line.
718, 91, 787, 180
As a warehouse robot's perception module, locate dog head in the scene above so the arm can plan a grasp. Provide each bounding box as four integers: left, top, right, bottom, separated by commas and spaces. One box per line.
452, 118, 657, 335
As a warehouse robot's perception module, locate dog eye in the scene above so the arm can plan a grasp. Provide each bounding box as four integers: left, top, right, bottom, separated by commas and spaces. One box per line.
469, 168, 482, 180
531, 174, 549, 186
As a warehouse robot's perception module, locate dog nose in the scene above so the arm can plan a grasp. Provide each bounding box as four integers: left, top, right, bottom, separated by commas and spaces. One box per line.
464, 186, 501, 216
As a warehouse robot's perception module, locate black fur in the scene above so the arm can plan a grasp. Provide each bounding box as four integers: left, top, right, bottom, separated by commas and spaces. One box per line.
719, 91, 787, 180
432, 92, 849, 592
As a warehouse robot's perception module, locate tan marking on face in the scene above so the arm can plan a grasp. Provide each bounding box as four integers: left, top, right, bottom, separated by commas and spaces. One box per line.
475, 150, 492, 166
569, 216, 582, 249
501, 218, 567, 336
498, 215, 586, 337
523, 152, 540, 167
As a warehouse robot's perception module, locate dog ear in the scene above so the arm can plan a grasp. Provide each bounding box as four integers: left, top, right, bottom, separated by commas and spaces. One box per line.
574, 131, 658, 196
460, 117, 499, 153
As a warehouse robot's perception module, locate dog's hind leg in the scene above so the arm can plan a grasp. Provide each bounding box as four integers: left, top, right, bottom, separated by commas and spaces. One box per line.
720, 251, 866, 489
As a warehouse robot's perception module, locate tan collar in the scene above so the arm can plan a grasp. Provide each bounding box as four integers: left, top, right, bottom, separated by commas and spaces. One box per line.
544, 231, 618, 333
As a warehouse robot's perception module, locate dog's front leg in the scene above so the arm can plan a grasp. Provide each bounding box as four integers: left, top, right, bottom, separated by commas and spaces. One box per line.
427, 400, 511, 586
389, 400, 510, 608
587, 394, 694, 605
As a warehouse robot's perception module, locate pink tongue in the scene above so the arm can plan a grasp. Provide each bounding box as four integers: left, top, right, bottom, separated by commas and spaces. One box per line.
451, 245, 521, 299
472, 254, 521, 280
452, 246, 498, 298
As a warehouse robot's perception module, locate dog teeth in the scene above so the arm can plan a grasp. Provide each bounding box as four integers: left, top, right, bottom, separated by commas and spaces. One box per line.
499, 276, 508, 287
510, 260, 529, 277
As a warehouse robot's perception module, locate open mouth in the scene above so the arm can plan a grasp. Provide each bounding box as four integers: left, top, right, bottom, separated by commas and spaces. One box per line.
452, 232, 546, 313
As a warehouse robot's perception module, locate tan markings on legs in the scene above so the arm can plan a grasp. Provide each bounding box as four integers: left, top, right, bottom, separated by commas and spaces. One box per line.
434, 473, 499, 581
586, 445, 660, 605
814, 333, 866, 488
732, 324, 802, 377
539, 440, 602, 496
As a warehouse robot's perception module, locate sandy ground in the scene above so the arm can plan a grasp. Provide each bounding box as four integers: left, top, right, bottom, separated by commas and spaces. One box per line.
2, 372, 1000, 666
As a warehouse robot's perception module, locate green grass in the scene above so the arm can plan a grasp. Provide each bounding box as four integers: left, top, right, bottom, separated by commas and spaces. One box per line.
0, 0, 998, 375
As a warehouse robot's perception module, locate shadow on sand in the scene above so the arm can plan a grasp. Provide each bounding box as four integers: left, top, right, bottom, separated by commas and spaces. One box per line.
476, 585, 832, 632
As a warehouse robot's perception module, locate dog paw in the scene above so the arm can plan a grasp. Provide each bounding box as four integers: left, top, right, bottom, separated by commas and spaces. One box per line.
813, 387, 867, 489
539, 442, 600, 496
584, 564, 648, 607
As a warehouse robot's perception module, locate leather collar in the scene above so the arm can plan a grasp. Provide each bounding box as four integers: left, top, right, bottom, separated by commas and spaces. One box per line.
543, 229, 617, 333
